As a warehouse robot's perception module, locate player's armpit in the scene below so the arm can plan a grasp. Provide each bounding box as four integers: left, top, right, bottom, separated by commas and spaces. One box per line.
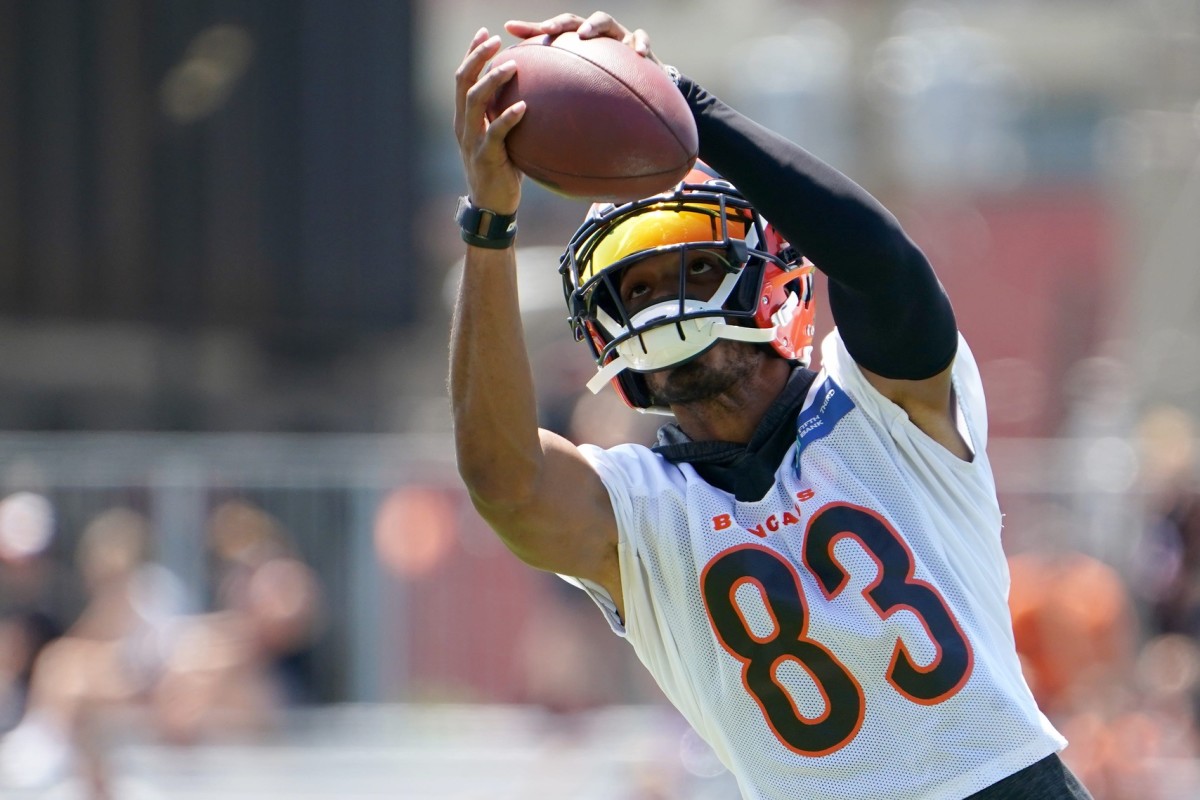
467, 428, 624, 615
860, 361, 973, 462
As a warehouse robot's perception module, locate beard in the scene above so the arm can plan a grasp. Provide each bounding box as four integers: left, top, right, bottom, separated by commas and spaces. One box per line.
645, 341, 764, 406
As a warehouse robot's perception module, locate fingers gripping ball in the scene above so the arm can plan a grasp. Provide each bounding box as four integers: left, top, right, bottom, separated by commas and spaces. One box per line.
487, 32, 698, 203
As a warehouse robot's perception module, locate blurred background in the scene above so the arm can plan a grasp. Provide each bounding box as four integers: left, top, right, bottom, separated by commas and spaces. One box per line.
0, 0, 1197, 797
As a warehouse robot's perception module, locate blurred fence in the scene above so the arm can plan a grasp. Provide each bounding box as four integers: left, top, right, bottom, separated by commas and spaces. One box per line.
0, 432, 463, 705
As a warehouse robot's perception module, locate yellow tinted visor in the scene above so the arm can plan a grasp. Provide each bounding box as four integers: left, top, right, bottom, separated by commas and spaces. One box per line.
582, 205, 748, 282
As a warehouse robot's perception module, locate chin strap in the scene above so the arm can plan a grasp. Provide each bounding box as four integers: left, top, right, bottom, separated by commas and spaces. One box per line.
711, 321, 778, 344
586, 357, 628, 394
586, 322, 777, 395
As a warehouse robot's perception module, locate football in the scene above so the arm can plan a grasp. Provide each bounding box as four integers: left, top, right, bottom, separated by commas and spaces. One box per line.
488, 32, 698, 203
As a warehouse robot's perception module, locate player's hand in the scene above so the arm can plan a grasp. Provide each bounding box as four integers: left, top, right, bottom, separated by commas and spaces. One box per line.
454, 27, 525, 216
505, 12, 663, 66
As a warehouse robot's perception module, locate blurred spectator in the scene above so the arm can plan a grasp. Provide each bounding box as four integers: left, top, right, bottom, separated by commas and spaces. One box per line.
0, 492, 77, 624
0, 508, 184, 796
1053, 632, 1200, 799
0, 502, 323, 798
144, 500, 323, 748
1008, 549, 1137, 719
205, 500, 324, 706
0, 492, 73, 734
1009, 546, 1200, 798
1133, 405, 1200, 637
0, 611, 60, 733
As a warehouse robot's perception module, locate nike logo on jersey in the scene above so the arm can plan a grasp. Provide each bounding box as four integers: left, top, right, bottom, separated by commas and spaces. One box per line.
711, 489, 816, 537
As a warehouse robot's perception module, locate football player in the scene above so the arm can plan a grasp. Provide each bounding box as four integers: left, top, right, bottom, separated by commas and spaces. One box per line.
451, 11, 1093, 799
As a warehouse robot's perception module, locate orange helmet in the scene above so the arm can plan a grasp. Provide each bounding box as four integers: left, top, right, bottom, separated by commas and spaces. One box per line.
559, 161, 817, 413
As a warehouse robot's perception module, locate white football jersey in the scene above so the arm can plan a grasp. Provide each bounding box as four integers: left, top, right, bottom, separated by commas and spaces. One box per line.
569, 330, 1065, 800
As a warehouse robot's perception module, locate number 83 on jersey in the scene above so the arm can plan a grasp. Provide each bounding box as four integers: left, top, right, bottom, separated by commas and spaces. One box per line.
700, 502, 975, 756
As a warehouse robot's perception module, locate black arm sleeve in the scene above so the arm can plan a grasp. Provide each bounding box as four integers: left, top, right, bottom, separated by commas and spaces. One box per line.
678, 75, 958, 381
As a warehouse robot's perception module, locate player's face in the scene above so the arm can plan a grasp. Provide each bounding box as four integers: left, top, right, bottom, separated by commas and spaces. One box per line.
614, 247, 758, 406
644, 337, 765, 407
615, 248, 727, 317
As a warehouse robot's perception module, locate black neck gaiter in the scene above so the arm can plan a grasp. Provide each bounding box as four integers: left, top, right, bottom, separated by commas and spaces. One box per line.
651, 368, 818, 502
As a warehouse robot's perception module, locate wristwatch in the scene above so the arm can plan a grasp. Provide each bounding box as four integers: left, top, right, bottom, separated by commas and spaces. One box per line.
455, 196, 517, 250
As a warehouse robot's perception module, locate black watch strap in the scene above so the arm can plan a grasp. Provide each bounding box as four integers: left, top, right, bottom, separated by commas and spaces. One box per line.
455, 196, 517, 249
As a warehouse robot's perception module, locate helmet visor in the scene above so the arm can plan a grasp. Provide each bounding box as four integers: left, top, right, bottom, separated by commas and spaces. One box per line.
579, 202, 751, 285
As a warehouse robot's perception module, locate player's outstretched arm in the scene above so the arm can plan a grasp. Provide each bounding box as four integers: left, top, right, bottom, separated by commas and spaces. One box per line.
675, 79, 966, 454
450, 28, 621, 606
511, 16, 955, 400
514, 16, 965, 455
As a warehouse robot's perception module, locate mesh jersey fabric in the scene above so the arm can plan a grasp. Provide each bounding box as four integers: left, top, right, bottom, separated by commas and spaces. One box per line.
567, 330, 1065, 800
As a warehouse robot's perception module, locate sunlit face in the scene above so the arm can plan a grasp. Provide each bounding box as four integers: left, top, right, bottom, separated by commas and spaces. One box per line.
644, 337, 766, 407
616, 248, 727, 317
608, 246, 757, 407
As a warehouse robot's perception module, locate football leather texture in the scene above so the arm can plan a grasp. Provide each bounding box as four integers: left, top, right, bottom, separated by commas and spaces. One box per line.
488, 32, 698, 202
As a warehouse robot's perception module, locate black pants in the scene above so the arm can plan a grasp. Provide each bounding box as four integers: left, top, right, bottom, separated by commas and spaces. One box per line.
967, 753, 1093, 799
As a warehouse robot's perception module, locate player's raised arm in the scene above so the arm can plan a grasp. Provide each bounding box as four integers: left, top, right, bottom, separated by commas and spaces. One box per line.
673, 78, 966, 452
449, 28, 620, 603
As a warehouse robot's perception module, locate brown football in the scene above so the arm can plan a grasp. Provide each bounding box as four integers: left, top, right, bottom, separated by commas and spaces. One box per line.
488, 32, 698, 203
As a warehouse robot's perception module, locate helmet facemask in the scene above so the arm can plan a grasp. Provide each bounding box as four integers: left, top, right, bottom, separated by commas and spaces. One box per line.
560, 168, 816, 414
